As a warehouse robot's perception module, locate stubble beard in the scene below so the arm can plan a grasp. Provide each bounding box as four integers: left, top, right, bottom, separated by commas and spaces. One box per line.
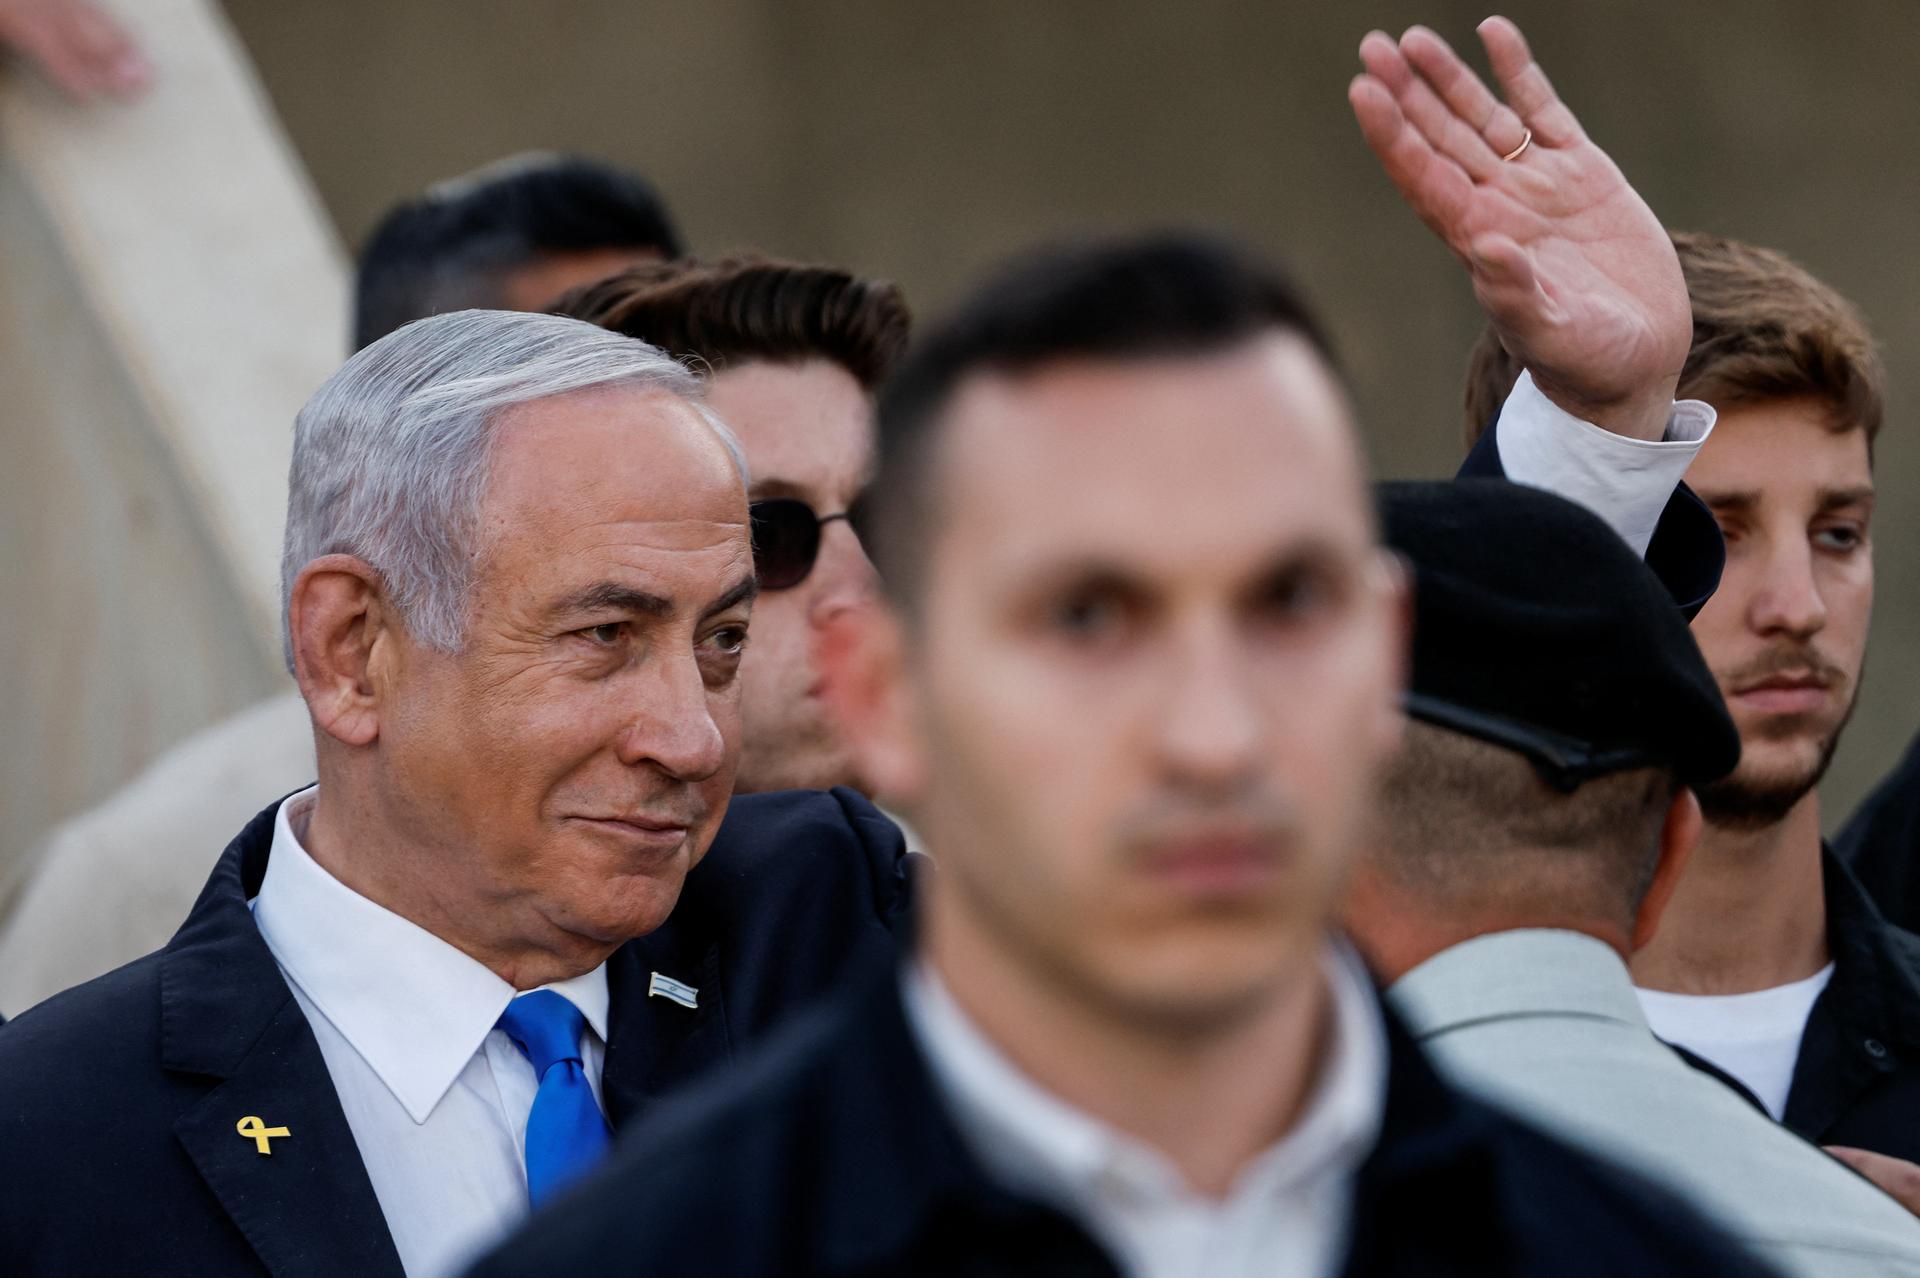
1696, 692, 1857, 832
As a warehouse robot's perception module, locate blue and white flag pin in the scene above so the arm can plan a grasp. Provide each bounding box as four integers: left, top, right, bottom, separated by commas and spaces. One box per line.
649, 972, 699, 1009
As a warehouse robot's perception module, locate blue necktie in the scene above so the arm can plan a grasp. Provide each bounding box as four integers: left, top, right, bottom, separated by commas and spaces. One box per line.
497, 990, 611, 1206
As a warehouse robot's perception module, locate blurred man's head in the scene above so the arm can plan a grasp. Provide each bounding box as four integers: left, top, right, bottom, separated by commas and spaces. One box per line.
354, 153, 684, 351
1346, 481, 1738, 979
281, 311, 753, 985
1464, 232, 1884, 834
559, 257, 910, 794
827, 234, 1406, 1032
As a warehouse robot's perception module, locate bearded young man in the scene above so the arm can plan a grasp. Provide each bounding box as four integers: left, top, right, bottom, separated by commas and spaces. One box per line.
1461, 232, 1920, 1180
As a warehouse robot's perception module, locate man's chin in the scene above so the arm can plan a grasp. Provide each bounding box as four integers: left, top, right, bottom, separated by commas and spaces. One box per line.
1697, 741, 1837, 832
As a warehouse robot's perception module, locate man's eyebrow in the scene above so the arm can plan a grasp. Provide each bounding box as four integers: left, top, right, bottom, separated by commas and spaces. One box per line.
702, 573, 760, 619
553, 583, 674, 619
1819, 485, 1877, 512
1695, 490, 1758, 514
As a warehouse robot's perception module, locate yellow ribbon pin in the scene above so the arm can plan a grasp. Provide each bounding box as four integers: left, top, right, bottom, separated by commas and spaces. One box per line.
236, 1115, 290, 1155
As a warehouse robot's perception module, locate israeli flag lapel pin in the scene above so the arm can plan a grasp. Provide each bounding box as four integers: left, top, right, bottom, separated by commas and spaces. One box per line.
649, 972, 699, 1009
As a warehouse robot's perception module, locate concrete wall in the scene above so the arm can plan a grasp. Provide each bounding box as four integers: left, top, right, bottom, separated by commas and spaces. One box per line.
0, 0, 345, 879
211, 0, 1920, 820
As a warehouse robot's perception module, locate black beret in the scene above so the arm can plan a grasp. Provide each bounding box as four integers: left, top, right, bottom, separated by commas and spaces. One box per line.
1379, 478, 1739, 790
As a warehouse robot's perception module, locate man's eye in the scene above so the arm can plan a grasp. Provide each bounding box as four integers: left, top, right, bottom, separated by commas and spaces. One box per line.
707, 625, 750, 656
1816, 525, 1864, 552
583, 622, 625, 645
1049, 593, 1128, 641
1255, 566, 1336, 624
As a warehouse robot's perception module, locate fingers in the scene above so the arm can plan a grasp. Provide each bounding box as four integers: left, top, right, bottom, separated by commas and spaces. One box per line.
1826, 1145, 1920, 1215
1348, 72, 1475, 248
1478, 15, 1580, 147
0, 0, 150, 100
1400, 25, 1529, 163
1360, 28, 1502, 181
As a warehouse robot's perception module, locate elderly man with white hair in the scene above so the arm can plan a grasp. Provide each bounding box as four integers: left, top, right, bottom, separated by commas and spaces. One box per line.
0, 310, 912, 1278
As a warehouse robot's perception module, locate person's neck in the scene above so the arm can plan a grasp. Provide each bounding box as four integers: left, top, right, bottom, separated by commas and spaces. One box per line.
1342, 865, 1630, 983
923, 894, 1335, 1200
298, 776, 608, 990
1630, 795, 1830, 994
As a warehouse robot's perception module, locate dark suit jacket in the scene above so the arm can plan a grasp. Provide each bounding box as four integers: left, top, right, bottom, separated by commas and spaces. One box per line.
0, 787, 912, 1277
1839, 727, 1920, 932
1462, 418, 1724, 620
469, 962, 1777, 1278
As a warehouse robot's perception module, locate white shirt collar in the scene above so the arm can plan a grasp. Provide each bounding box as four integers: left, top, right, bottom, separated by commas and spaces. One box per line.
903, 938, 1387, 1213
250, 786, 610, 1124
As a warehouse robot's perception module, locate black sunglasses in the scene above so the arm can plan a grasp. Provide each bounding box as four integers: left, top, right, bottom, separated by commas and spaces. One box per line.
750, 497, 870, 591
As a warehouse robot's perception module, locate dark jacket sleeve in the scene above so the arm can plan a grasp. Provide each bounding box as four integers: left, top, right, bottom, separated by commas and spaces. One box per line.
1463, 415, 1724, 621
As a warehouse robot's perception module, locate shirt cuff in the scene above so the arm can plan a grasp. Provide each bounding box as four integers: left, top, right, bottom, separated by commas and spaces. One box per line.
1493, 370, 1715, 557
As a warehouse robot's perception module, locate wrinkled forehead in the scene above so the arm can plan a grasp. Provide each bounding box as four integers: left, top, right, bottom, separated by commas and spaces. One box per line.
479, 385, 750, 561
929, 333, 1374, 588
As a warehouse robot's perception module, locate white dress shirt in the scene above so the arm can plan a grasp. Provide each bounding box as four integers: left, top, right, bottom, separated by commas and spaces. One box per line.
249, 787, 610, 1278
904, 943, 1386, 1278
1494, 369, 1716, 556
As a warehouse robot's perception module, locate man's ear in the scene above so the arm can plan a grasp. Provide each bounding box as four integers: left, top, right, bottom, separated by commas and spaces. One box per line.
1631, 786, 1703, 951
287, 554, 395, 748
813, 598, 927, 807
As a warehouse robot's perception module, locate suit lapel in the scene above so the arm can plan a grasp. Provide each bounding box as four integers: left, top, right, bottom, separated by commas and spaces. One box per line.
174, 997, 404, 1277
601, 923, 730, 1130
160, 802, 404, 1278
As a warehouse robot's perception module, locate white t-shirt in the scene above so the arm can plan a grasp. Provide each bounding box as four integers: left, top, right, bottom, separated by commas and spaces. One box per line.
1635, 963, 1836, 1121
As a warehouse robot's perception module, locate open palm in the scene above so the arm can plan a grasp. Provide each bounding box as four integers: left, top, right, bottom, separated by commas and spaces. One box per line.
1350, 17, 1688, 439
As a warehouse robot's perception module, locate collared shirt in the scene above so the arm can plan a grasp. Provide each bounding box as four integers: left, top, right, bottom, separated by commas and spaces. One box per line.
1495, 369, 1716, 556
250, 787, 610, 1278
904, 943, 1386, 1278
1395, 929, 1920, 1278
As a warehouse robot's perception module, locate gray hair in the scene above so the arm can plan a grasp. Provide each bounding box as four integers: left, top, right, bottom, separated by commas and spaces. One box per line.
280, 308, 746, 670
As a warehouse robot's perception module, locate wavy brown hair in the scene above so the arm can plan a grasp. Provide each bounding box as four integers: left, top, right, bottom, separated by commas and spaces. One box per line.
1462, 231, 1884, 453
553, 254, 910, 391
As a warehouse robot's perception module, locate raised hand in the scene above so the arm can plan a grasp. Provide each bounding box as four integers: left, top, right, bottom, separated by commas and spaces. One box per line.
1349, 16, 1686, 441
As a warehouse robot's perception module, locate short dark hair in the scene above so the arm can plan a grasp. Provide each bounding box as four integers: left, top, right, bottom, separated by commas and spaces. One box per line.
1462, 230, 1884, 452
869, 231, 1341, 601
353, 153, 684, 351
1378, 720, 1676, 931
553, 255, 911, 392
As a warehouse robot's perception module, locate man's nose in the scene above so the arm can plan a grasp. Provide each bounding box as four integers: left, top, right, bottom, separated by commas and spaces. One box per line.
1749, 536, 1829, 639
807, 520, 881, 627
615, 652, 728, 781
1152, 624, 1265, 793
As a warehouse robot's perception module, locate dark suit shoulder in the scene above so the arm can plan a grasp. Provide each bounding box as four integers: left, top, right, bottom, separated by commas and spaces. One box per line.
685, 786, 911, 925
0, 947, 165, 1077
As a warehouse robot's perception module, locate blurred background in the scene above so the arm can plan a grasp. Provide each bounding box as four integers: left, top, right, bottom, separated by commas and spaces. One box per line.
4, 0, 1918, 881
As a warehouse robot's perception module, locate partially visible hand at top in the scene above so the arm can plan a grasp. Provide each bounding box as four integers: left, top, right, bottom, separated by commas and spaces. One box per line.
0, 0, 150, 102
1350, 16, 1686, 442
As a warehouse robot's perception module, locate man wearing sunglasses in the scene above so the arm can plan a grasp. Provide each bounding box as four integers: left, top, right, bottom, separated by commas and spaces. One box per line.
559, 257, 909, 797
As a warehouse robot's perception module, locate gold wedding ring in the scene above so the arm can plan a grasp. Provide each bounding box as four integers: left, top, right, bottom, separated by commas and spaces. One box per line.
1501, 128, 1533, 163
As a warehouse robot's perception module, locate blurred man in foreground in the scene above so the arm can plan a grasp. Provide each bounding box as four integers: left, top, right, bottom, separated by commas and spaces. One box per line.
1347, 479, 1920, 1275
1463, 232, 1920, 1182
0, 312, 912, 1276
473, 21, 1773, 1276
